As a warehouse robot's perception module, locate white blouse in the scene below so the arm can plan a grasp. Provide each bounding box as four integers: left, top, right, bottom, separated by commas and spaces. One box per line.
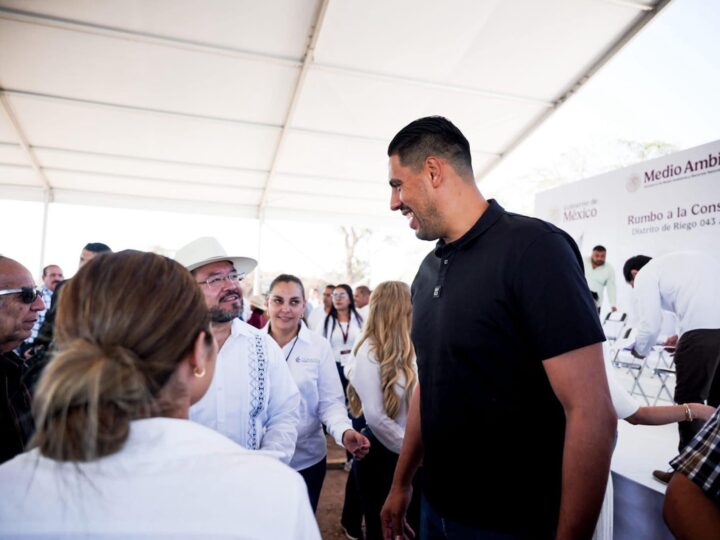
349, 339, 416, 454
263, 322, 352, 471
0, 418, 320, 539
317, 311, 364, 367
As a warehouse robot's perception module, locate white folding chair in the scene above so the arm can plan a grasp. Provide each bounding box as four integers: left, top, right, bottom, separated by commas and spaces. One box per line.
602, 311, 627, 344
611, 327, 650, 406
652, 367, 676, 404
651, 348, 676, 404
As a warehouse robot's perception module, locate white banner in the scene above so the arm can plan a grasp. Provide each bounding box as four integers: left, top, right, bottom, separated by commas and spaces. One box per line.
535, 139, 720, 316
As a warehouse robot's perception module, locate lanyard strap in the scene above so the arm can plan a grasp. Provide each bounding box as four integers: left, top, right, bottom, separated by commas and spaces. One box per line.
339, 320, 351, 344
284, 334, 300, 362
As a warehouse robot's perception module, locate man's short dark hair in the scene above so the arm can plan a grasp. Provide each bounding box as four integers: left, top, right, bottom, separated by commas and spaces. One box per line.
83, 242, 112, 253
355, 285, 371, 295
387, 116, 473, 177
623, 255, 652, 283
592, 245, 606, 253
42, 264, 59, 277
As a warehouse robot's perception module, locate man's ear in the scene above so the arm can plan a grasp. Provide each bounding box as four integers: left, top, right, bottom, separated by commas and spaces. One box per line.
425, 156, 443, 188
630, 269, 639, 279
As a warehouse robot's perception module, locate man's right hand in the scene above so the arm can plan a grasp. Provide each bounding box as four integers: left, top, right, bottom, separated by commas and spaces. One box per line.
381, 484, 415, 540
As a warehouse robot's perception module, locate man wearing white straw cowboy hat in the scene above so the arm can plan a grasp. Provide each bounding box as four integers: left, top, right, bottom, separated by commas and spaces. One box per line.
175, 237, 300, 464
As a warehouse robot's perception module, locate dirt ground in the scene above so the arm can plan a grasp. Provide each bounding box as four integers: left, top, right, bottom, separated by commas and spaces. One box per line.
316, 435, 354, 540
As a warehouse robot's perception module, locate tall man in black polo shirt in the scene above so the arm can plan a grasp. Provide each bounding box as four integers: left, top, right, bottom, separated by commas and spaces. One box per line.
381, 117, 616, 539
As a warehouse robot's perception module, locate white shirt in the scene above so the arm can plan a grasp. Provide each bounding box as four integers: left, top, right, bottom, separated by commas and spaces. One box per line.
190, 319, 301, 464
306, 306, 327, 332
318, 311, 364, 366
263, 322, 352, 471
633, 251, 720, 356
358, 304, 370, 321
0, 418, 320, 539
349, 339, 416, 454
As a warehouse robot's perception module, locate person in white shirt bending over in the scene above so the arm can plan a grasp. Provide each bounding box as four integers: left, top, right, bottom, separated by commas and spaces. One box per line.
623, 252, 720, 455
264, 273, 370, 512
320, 283, 364, 391
347, 281, 420, 540
0, 250, 320, 539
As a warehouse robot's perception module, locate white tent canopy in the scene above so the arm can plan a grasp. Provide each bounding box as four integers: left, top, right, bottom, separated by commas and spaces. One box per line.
0, 0, 668, 230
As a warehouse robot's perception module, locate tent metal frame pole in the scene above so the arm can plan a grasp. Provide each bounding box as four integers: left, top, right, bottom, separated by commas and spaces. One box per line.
257, 0, 331, 216
474, 0, 672, 181
38, 190, 50, 276
254, 212, 265, 295
0, 6, 553, 108
0, 91, 54, 193
0, 89, 55, 276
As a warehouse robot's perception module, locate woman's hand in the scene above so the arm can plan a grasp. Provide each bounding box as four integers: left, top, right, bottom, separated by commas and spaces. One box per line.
342, 429, 370, 460
689, 403, 716, 423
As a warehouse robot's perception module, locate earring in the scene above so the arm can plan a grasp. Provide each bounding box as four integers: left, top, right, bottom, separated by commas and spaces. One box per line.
193, 366, 206, 378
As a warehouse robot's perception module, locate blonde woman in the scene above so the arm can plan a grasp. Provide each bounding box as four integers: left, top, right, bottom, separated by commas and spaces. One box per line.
0, 251, 319, 539
347, 281, 419, 540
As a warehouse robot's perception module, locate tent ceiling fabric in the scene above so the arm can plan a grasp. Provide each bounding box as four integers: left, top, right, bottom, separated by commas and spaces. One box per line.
0, 0, 666, 225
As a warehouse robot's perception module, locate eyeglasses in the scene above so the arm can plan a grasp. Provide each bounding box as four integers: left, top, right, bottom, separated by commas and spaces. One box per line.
0, 287, 43, 304
196, 272, 244, 289
331, 292, 348, 299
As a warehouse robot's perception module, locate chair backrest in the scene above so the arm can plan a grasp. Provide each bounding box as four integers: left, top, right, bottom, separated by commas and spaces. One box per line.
602, 312, 628, 341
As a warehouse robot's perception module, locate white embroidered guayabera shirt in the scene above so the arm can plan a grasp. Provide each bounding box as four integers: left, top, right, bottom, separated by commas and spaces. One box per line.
190, 318, 301, 464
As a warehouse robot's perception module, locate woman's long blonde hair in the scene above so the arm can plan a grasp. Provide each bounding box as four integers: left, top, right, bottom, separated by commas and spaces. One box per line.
31, 250, 212, 462
348, 281, 416, 419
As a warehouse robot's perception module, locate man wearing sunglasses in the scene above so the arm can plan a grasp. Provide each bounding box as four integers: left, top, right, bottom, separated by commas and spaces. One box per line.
175, 237, 300, 465
19, 264, 63, 355
0, 256, 46, 464
30, 243, 111, 361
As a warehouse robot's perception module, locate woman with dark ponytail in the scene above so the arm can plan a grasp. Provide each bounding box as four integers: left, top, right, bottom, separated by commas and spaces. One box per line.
321, 283, 364, 390
0, 251, 319, 539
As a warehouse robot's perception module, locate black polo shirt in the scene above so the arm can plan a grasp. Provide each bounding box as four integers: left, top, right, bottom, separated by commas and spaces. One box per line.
411, 200, 604, 534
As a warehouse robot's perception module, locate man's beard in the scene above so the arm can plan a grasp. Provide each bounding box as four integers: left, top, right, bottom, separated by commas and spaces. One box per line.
210, 292, 242, 323
210, 306, 240, 323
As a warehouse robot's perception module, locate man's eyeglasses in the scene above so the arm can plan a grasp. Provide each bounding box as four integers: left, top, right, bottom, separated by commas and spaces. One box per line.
0, 287, 43, 304
331, 292, 348, 299
196, 272, 244, 289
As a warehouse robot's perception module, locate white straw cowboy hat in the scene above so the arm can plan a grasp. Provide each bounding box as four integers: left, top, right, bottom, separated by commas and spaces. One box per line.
249, 294, 267, 311
174, 237, 257, 275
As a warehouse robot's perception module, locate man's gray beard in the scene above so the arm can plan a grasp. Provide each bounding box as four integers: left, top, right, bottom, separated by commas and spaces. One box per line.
210, 306, 240, 323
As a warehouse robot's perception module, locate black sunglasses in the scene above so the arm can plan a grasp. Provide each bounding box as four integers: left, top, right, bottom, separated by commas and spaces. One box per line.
0, 287, 43, 304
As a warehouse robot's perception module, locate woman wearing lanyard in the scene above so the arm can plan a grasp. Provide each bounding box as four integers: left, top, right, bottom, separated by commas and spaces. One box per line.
264, 274, 370, 512
321, 283, 364, 390
347, 281, 420, 540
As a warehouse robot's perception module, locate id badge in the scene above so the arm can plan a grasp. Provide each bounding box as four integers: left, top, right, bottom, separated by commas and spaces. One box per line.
340, 349, 352, 366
